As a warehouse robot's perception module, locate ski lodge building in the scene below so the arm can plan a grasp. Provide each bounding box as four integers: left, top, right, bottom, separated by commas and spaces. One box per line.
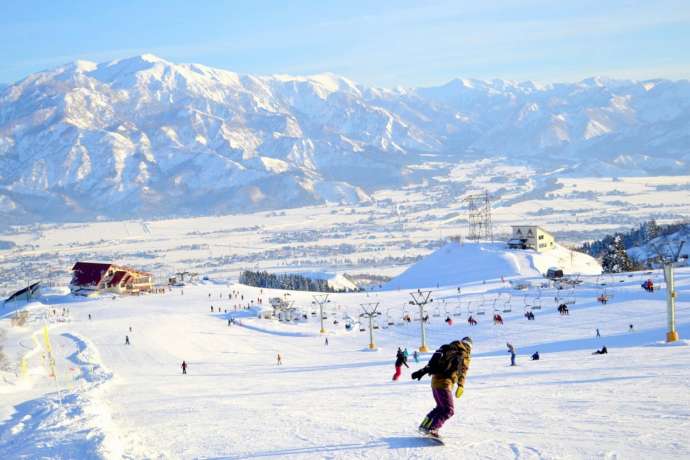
507, 226, 556, 253
70, 262, 153, 295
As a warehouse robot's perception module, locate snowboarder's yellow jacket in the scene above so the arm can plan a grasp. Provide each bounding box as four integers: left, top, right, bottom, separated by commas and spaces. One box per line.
431, 340, 471, 390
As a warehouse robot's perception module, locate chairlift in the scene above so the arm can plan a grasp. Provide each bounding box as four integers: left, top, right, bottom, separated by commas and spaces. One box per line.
453, 303, 463, 317
491, 296, 500, 313
476, 296, 486, 316
565, 286, 576, 305
432, 305, 441, 318
466, 300, 474, 315
532, 289, 542, 310
523, 294, 532, 311
359, 320, 366, 332
502, 293, 513, 313
386, 309, 395, 326
373, 319, 380, 330
597, 287, 610, 304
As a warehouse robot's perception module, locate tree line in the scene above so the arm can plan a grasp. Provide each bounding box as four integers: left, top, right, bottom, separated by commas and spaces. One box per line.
578, 220, 688, 273
239, 270, 356, 292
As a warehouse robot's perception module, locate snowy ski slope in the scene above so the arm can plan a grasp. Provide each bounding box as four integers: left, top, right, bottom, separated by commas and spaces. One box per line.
1, 268, 689, 459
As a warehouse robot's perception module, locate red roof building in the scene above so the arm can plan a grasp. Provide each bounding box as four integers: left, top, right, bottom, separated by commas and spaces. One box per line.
70, 262, 153, 295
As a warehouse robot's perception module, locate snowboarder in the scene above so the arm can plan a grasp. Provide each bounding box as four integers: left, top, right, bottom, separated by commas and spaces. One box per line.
506, 342, 516, 366
181, 360, 187, 374
412, 337, 472, 438
393, 347, 409, 380
125, 335, 130, 345
531, 351, 540, 361
276, 353, 282, 365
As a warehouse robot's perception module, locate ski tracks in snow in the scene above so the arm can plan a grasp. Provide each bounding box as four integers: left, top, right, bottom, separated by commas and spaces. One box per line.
0, 332, 127, 459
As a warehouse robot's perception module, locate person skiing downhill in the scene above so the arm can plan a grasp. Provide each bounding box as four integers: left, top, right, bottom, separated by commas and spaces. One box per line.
507, 342, 516, 366
412, 337, 472, 438
393, 347, 409, 380
181, 360, 187, 374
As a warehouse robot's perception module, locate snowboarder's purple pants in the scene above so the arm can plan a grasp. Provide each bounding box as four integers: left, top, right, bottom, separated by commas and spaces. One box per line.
426, 387, 455, 430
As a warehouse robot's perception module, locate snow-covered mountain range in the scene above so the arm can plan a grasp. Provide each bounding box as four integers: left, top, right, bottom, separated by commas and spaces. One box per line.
1, 54, 689, 223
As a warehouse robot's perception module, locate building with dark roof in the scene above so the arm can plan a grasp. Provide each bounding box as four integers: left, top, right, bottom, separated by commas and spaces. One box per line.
70, 262, 153, 295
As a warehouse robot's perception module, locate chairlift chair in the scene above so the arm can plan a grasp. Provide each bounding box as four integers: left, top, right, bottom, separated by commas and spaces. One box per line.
476, 296, 486, 316
532, 289, 542, 310
491, 296, 500, 313
523, 294, 532, 311
453, 303, 463, 317
502, 293, 513, 313
565, 286, 576, 305
432, 306, 441, 318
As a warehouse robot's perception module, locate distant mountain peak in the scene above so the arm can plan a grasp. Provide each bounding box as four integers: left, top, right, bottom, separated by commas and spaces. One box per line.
0, 55, 689, 224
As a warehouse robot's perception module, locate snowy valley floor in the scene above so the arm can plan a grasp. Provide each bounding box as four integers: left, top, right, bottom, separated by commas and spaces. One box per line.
2, 270, 690, 459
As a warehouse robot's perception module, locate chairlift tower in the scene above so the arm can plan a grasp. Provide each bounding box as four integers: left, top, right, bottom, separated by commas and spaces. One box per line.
652, 240, 686, 343
410, 290, 433, 352
463, 190, 494, 243
312, 293, 330, 334
360, 302, 381, 350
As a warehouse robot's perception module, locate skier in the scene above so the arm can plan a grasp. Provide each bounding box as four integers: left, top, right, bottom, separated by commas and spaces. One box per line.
412, 337, 472, 438
629, 324, 634, 332
125, 335, 130, 345
129, 326, 133, 332
325, 337, 329, 346
593, 346, 608, 355
445, 316, 453, 326
276, 353, 282, 365
181, 360, 187, 374
88, 314, 92, 320
596, 328, 601, 338
211, 306, 214, 312
228, 319, 232, 327
531, 351, 540, 361
413, 350, 419, 363
393, 348, 409, 380
506, 342, 516, 366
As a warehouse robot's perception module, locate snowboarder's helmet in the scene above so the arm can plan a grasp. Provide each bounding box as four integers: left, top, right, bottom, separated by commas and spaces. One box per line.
461, 336, 473, 348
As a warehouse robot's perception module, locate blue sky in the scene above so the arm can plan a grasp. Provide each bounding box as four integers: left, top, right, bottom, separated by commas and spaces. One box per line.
1, 0, 689, 86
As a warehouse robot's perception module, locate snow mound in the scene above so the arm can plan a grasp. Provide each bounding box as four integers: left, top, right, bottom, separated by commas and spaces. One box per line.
385, 241, 601, 289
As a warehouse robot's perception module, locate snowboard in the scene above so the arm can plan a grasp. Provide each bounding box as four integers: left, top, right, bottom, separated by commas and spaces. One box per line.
417, 429, 445, 445
423, 433, 445, 445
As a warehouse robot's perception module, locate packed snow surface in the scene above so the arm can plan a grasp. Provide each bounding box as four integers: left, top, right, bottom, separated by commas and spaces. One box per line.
1, 266, 689, 459
386, 242, 602, 289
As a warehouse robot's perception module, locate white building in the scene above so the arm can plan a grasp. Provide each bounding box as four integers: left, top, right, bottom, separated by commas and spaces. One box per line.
508, 226, 556, 253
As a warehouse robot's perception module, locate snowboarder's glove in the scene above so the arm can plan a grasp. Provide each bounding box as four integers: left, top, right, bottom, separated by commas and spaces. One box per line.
455, 386, 464, 399
411, 369, 426, 380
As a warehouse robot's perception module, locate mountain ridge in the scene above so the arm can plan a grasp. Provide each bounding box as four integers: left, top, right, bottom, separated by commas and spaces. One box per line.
1, 54, 689, 224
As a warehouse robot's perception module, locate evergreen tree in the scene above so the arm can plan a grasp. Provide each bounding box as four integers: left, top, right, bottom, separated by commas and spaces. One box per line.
602, 235, 634, 273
